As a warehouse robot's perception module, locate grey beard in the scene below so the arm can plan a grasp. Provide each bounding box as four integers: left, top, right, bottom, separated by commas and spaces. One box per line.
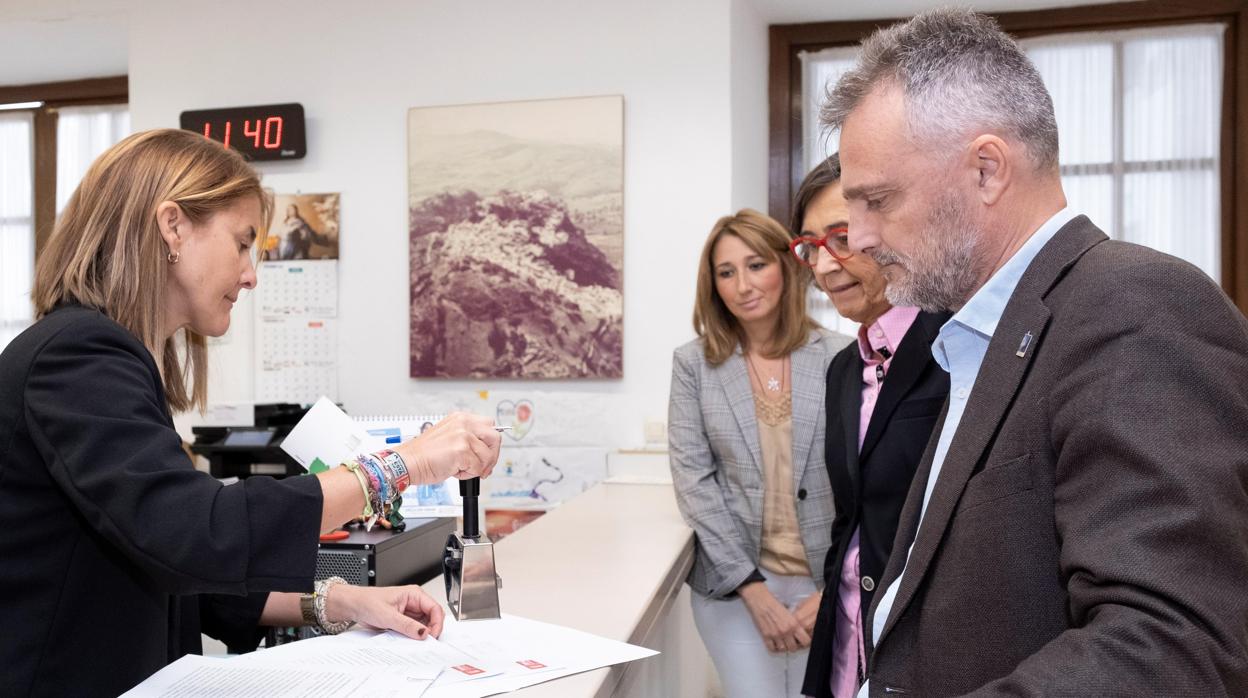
872, 195, 983, 312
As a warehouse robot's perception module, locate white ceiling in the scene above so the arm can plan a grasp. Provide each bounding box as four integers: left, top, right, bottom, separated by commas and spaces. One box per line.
0, 2, 127, 87
0, 0, 1123, 89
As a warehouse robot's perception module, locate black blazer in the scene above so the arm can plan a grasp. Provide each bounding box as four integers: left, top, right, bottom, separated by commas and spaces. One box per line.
802, 310, 950, 698
0, 305, 324, 697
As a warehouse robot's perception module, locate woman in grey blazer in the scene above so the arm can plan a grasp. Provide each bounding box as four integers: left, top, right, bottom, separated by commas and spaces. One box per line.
669, 209, 852, 698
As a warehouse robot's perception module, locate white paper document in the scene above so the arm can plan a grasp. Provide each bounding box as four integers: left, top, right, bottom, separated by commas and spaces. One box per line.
123, 614, 656, 698
118, 654, 422, 697
424, 614, 656, 696
230, 629, 503, 683
279, 396, 372, 472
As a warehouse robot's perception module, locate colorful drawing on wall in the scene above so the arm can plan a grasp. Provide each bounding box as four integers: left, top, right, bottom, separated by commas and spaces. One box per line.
481, 447, 609, 509
496, 399, 535, 441
264, 192, 340, 261
407, 96, 624, 379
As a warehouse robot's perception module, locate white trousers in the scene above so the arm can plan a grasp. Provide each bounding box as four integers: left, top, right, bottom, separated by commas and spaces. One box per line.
691, 574, 817, 698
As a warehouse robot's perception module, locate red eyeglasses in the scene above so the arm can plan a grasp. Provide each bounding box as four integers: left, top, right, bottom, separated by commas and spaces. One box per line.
789, 226, 853, 266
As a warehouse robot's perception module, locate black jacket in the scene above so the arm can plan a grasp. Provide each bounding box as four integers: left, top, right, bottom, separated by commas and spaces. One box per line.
0, 305, 323, 697
802, 310, 950, 698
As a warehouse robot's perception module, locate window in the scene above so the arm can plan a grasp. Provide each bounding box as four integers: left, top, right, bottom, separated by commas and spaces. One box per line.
1026, 25, 1223, 281
0, 111, 34, 348
0, 77, 128, 351
770, 2, 1248, 325
56, 104, 131, 212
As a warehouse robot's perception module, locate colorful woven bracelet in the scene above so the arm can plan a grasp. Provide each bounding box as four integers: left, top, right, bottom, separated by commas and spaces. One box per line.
358, 454, 391, 508
342, 459, 374, 519
355, 455, 387, 512
374, 449, 411, 493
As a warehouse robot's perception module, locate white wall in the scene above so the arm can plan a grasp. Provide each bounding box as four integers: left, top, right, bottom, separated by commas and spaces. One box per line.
127, 0, 747, 447
730, 0, 770, 213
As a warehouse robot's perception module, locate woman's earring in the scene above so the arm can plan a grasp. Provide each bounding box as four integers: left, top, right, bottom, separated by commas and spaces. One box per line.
167, 251, 180, 264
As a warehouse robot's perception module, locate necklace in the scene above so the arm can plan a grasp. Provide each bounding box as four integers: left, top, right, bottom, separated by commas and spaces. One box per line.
745, 352, 791, 425
746, 352, 788, 394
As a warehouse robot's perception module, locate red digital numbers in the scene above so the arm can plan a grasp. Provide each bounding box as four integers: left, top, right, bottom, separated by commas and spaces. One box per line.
201, 121, 233, 148
243, 119, 261, 148
200, 116, 284, 151
264, 117, 283, 149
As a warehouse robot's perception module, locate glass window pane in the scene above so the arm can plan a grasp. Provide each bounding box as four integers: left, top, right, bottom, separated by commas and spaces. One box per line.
1123, 26, 1223, 162
2, 222, 35, 315
807, 289, 860, 339
1123, 169, 1219, 282
801, 45, 859, 172
0, 112, 33, 217
0, 112, 34, 351
56, 104, 130, 212
1061, 173, 1114, 239
1024, 39, 1114, 166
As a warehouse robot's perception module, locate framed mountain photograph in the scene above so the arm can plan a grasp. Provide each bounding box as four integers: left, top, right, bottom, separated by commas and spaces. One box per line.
407, 96, 623, 379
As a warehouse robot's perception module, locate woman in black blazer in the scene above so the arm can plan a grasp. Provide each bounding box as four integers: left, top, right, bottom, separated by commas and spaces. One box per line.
0, 129, 502, 697
788, 155, 951, 698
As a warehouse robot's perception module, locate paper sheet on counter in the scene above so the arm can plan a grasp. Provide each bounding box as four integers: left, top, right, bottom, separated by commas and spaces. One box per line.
122, 614, 656, 698
118, 654, 430, 697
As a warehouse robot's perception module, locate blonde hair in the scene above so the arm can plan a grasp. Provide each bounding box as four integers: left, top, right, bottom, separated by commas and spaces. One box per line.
692, 208, 818, 365
33, 128, 271, 413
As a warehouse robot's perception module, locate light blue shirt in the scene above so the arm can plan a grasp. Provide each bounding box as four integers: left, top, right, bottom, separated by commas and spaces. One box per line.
859, 208, 1076, 697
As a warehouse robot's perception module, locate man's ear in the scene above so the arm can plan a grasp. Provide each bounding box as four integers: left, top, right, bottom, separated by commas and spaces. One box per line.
155, 201, 187, 254
966, 134, 1011, 206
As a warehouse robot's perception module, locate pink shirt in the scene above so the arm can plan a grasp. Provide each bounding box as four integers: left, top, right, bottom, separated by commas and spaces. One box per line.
830, 305, 920, 698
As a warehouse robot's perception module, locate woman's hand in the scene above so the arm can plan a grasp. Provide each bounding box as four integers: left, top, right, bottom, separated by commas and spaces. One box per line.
396, 412, 502, 484
738, 581, 811, 652
326, 583, 445, 640
793, 590, 822, 637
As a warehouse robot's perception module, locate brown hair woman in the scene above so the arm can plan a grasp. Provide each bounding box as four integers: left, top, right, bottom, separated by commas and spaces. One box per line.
668, 208, 853, 697
0, 129, 503, 697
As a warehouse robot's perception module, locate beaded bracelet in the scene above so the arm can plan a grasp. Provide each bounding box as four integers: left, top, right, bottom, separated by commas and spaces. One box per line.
313, 577, 353, 634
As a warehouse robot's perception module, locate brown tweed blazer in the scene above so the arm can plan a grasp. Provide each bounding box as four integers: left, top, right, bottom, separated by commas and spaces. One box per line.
864, 216, 1248, 697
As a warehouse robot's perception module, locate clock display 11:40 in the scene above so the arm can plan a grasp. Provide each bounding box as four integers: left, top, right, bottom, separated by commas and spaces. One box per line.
179, 103, 307, 161
204, 117, 283, 149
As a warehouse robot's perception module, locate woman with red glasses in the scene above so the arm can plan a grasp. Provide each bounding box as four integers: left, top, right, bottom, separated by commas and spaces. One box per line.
791, 154, 950, 698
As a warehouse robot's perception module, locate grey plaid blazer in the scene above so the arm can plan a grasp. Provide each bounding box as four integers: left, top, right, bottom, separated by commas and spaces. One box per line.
668, 329, 853, 598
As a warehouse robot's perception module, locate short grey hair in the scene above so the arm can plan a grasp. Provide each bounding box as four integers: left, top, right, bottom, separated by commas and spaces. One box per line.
822, 7, 1059, 172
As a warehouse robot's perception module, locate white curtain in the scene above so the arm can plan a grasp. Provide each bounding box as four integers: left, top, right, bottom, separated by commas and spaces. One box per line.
1024, 39, 1117, 236
0, 104, 129, 351
1023, 24, 1223, 281
799, 21, 1227, 319
800, 45, 863, 337
1, 111, 34, 350
56, 104, 130, 212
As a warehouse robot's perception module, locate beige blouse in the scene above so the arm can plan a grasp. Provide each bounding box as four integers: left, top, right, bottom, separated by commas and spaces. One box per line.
756, 397, 811, 578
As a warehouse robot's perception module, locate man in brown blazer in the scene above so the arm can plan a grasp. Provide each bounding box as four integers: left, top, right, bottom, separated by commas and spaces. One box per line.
821, 8, 1248, 696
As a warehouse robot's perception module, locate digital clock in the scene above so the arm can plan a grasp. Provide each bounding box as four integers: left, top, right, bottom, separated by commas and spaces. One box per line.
179, 102, 306, 161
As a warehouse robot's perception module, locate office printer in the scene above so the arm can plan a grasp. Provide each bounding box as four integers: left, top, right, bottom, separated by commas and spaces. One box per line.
190, 403, 308, 479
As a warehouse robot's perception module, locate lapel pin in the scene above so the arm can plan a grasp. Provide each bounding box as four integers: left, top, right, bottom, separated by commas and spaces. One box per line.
1015, 331, 1034, 358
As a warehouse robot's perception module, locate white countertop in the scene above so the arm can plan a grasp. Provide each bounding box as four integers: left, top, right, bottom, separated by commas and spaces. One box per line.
423, 481, 694, 696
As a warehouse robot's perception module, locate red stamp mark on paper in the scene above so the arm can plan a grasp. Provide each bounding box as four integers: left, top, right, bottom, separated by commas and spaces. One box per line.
516, 659, 547, 670
452, 664, 485, 675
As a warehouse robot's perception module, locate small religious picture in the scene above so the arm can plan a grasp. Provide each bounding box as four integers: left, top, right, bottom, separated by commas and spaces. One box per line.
263, 192, 340, 261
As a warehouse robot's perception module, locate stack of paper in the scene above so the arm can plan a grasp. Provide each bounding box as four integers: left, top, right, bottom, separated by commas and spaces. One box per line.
122, 614, 657, 697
